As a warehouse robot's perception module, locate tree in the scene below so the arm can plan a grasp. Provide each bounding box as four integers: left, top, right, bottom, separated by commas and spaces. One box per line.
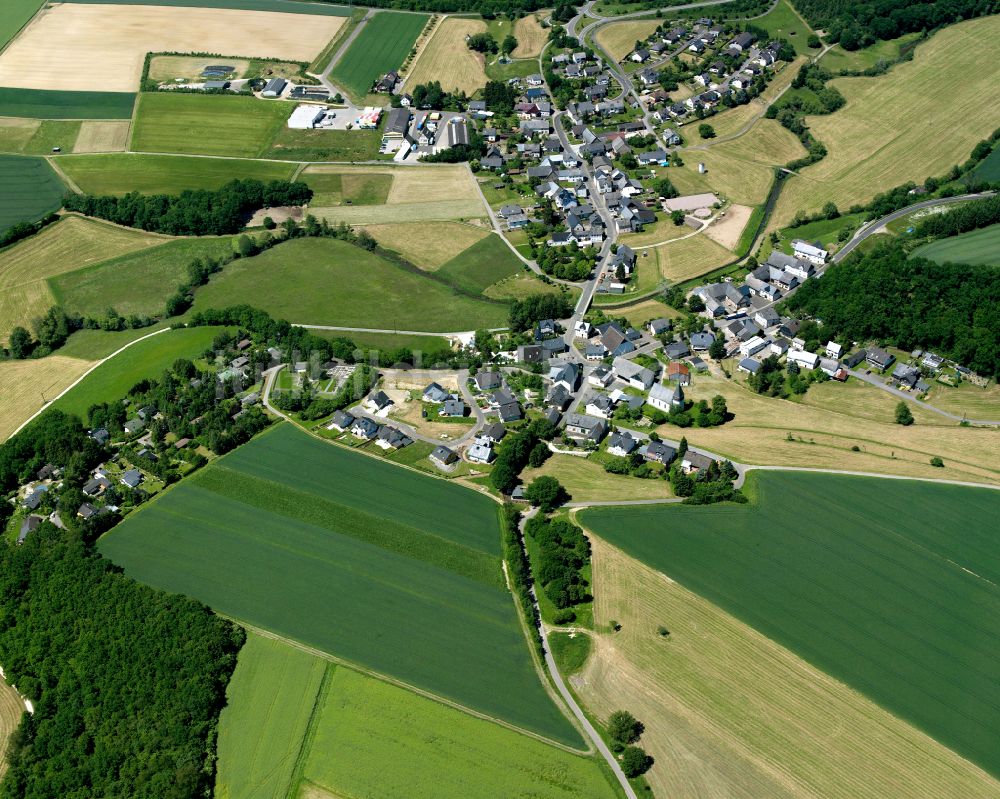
467, 32, 498, 53
708, 338, 726, 360
822, 201, 840, 219
807, 33, 821, 48
670, 209, 685, 226
8, 326, 33, 359
698, 123, 716, 139
528, 441, 550, 468
501, 34, 518, 55
930, 456, 944, 467
621, 745, 653, 777
895, 401, 914, 426
608, 710, 643, 744
524, 475, 568, 511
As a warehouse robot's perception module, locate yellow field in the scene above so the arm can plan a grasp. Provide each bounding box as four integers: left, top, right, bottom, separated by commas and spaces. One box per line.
772, 16, 1000, 226
0, 4, 344, 92
361, 221, 489, 269
0, 355, 96, 441
521, 454, 674, 502
73, 121, 131, 153
704, 203, 753, 250
406, 17, 489, 95
0, 678, 22, 780
675, 368, 1000, 484
653, 232, 733, 283
0, 216, 165, 341
608, 298, 683, 328
924, 381, 1000, 420
575, 537, 1000, 799
512, 13, 548, 58
312, 201, 486, 224
697, 57, 805, 139
388, 164, 481, 205
147, 55, 251, 82
594, 19, 660, 61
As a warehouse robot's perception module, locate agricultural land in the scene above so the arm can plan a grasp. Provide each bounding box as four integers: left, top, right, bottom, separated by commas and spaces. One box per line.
330, 12, 429, 99
0, 155, 64, 235
0, 676, 24, 779
0, 354, 94, 441
911, 223, 1000, 266
407, 17, 489, 95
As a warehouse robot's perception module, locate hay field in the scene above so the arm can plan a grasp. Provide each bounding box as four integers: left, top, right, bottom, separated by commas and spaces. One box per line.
653, 233, 733, 282
0, 355, 95, 441
73, 121, 130, 153
362, 222, 489, 269
704, 203, 753, 249
0, 677, 24, 779
772, 16, 1000, 226
407, 17, 489, 95
594, 19, 659, 61
0, 216, 164, 340
675, 368, 1000, 484
522, 455, 674, 502
512, 13, 547, 58
313, 200, 486, 224
700, 57, 805, 139
0, 3, 344, 92
925, 382, 1000, 420
147, 55, 251, 82
573, 536, 1000, 799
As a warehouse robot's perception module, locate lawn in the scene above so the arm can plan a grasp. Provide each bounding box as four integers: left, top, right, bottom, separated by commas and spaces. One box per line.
329, 11, 428, 98
0, 155, 65, 235
264, 125, 383, 162
436, 233, 524, 294
911, 223, 1000, 266
130, 93, 290, 158
57, 153, 297, 195
771, 212, 865, 258
50, 326, 224, 420
192, 237, 511, 331
521, 454, 674, 503
98, 424, 582, 746
51, 236, 240, 319
583, 471, 1000, 779
0, 88, 136, 119
299, 170, 392, 206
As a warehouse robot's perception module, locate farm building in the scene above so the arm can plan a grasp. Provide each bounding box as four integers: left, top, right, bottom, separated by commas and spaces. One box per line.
262, 77, 287, 97
288, 104, 328, 129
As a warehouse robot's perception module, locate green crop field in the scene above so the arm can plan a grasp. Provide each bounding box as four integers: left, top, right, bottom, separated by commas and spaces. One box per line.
51, 326, 225, 419
436, 233, 524, 295
215, 632, 327, 799
62, 0, 350, 13
969, 146, 1000, 183
0, 0, 44, 50
57, 153, 296, 195
0, 155, 64, 234
50, 236, 240, 318
329, 12, 428, 98
99, 424, 581, 746
911, 223, 1000, 266
130, 93, 289, 158
192, 237, 510, 331
583, 471, 1000, 779
0, 88, 136, 119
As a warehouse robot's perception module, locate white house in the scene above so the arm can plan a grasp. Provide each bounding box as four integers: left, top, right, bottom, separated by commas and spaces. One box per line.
826, 341, 843, 359
739, 336, 769, 358
787, 349, 819, 370
792, 239, 828, 264
647, 382, 684, 412
466, 438, 495, 463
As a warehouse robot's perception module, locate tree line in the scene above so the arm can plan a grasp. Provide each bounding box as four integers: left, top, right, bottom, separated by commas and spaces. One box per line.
524, 514, 591, 613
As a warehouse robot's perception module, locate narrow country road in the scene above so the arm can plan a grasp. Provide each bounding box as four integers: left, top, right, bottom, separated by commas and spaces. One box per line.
847, 369, 1000, 426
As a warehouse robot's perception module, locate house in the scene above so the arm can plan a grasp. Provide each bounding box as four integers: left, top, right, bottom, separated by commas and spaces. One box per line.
728, 32, 754, 52
526, 73, 544, 86
91, 427, 110, 445
430, 446, 457, 467
638, 149, 667, 165
326, 410, 355, 432
866, 347, 895, 371
351, 417, 381, 440
440, 399, 466, 417
922, 352, 945, 371
546, 384, 573, 410
423, 382, 450, 403
585, 393, 615, 418
649, 318, 672, 337
475, 371, 503, 391
892, 363, 922, 389
544, 407, 562, 427
643, 440, 677, 465
83, 476, 111, 497
844, 349, 868, 368
550, 361, 580, 391
739, 336, 769, 358
770, 339, 790, 357
738, 357, 761, 375
374, 70, 398, 93
376, 426, 412, 450
663, 341, 690, 359
826, 341, 844, 359
690, 332, 715, 351
647, 382, 684, 412
612, 357, 655, 391
688, 39, 706, 53
123, 417, 145, 435
517, 344, 544, 364
787, 349, 819, 370
598, 323, 634, 357
77, 502, 99, 520
121, 469, 143, 489
574, 320, 593, 339
365, 390, 393, 413
498, 401, 523, 423
607, 431, 638, 457
681, 451, 714, 474
819, 358, 842, 378
467, 438, 495, 463
481, 422, 506, 443
630, 49, 650, 63
18, 514, 43, 544
564, 413, 608, 443
589, 365, 614, 387
21, 488, 45, 510
792, 239, 828, 264
666, 362, 691, 385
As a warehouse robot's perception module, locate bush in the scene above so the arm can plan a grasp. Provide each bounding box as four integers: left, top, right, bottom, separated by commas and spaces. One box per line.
895, 401, 914, 426
552, 608, 576, 624
930, 456, 944, 467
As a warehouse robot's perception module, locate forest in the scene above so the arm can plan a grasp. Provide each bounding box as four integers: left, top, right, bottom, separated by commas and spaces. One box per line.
913, 194, 1000, 239
0, 527, 243, 799
783, 240, 1000, 379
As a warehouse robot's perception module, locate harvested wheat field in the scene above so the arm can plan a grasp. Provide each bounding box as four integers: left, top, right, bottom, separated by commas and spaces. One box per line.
0, 677, 24, 779
362, 222, 489, 269
73, 121, 130, 153
772, 16, 1000, 226
0, 4, 344, 92
512, 13, 548, 58
653, 233, 732, 283
0, 355, 95, 441
571, 537, 1000, 799
406, 17, 489, 95
704, 203, 752, 250
0, 118, 39, 151
594, 20, 659, 62
0, 216, 165, 340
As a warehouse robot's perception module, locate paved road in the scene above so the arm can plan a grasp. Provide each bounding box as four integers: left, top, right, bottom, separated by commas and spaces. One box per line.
848, 369, 1000, 426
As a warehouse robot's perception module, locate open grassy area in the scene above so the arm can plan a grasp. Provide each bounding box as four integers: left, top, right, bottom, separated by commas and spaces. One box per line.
193, 237, 510, 331
512, 12, 547, 58
299, 170, 391, 206
436, 233, 524, 294
0, 155, 64, 235
924, 381, 1000, 420
521, 454, 674, 503
653, 232, 734, 283
0, 119, 81, 155
818, 32, 922, 74
594, 19, 660, 61
969, 145, 1000, 183
583, 472, 1000, 780
768, 212, 865, 258
0, 88, 135, 119
0, 354, 95, 441
407, 17, 488, 95
484, 271, 571, 301
361, 221, 489, 270
50, 326, 223, 420
130, 93, 290, 158
772, 16, 1000, 226
574, 534, 1000, 799
57, 153, 296, 195
0, 215, 165, 340
911, 223, 1000, 266
701, 57, 804, 139
264, 125, 384, 162
99, 423, 581, 746
755, 0, 812, 42
61, 0, 351, 13
330, 11, 428, 98
51, 235, 239, 319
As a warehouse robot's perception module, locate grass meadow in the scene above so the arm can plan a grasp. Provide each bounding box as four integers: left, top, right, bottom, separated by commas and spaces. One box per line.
57, 153, 297, 195
61, 0, 351, 13
329, 11, 428, 98
436, 232, 523, 294
969, 146, 1000, 183
407, 17, 489, 96
0, 87, 136, 119
299, 170, 391, 206
594, 20, 659, 61
911, 223, 1000, 266
755, 0, 812, 42
583, 471, 1000, 779
99, 424, 582, 746
0, 155, 65, 234
130, 93, 289, 158
0, 0, 43, 49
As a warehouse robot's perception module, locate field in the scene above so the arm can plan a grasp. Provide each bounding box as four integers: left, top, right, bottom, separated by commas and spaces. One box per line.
652, 232, 733, 282
407, 17, 489, 95
0, 675, 24, 779
755, 0, 812, 42
512, 13, 548, 58
51, 235, 240, 319
263, 125, 383, 162
99, 423, 581, 745
484, 271, 572, 301
300, 171, 391, 207
0, 3, 344, 92
521, 454, 674, 502
0, 119, 80, 154
924, 381, 1000, 420
435, 233, 524, 293
330, 12, 429, 98
193, 237, 510, 331
147, 55, 252, 82
73, 120, 130, 153
60, 0, 351, 14
594, 20, 660, 61
818, 32, 923, 74
767, 211, 865, 258
0, 87, 136, 120
969, 144, 1000, 183
572, 534, 1000, 798
58, 152, 296, 195
130, 94, 290, 158
0, 0, 43, 50
0, 216, 165, 339
911, 223, 1000, 266
772, 16, 1000, 226
361, 221, 489, 269
701, 58, 805, 139
704, 203, 753, 250
50, 326, 224, 420
214, 632, 327, 799
0, 155, 65, 235
583, 471, 1000, 779
0, 354, 94, 441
